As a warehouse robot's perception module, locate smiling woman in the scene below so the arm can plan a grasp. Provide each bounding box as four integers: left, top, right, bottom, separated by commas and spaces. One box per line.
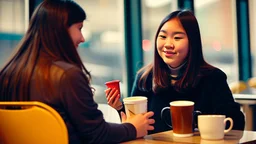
156, 18, 189, 68
106, 10, 245, 135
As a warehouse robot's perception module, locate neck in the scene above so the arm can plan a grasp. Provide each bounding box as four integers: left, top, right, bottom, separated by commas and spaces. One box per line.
168, 61, 187, 75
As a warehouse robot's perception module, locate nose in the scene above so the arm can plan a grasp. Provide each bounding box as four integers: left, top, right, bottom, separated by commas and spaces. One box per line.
81, 35, 85, 43
164, 39, 174, 49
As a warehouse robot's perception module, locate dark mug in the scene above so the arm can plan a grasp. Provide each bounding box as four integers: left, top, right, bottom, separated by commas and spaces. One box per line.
161, 101, 201, 137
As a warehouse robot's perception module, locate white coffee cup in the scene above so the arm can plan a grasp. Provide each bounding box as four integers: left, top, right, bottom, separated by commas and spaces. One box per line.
123, 96, 147, 118
198, 115, 233, 140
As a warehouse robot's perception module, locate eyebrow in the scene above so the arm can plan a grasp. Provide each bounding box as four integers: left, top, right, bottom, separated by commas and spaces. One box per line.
159, 30, 186, 35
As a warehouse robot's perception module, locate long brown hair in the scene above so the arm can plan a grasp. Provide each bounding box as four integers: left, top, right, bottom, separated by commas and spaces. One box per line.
138, 10, 214, 93
0, 0, 91, 101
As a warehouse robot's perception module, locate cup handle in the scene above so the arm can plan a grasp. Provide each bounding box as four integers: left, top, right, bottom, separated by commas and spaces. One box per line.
224, 117, 233, 133
160, 107, 172, 128
193, 110, 202, 129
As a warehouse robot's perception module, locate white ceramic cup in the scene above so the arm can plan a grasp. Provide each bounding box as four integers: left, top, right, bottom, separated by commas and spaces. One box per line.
123, 96, 147, 118
198, 115, 233, 140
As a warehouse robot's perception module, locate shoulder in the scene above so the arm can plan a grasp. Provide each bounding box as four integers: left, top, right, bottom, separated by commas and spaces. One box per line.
52, 61, 79, 72
133, 66, 153, 92
50, 61, 92, 97
208, 68, 227, 79
50, 61, 85, 83
199, 67, 227, 81
135, 67, 153, 85
136, 66, 153, 79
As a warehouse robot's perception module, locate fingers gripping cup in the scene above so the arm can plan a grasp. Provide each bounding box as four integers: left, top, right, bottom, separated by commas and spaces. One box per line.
123, 96, 147, 118
105, 80, 121, 95
161, 101, 201, 137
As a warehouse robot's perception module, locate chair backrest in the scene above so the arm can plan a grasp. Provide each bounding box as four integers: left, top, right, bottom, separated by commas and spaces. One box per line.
248, 77, 256, 88
0, 101, 68, 144
98, 104, 121, 123
229, 81, 247, 94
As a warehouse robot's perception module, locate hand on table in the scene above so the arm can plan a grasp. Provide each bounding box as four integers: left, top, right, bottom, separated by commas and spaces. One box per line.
121, 111, 155, 138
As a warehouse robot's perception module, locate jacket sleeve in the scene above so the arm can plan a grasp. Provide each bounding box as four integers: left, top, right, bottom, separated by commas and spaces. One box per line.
204, 69, 245, 130
131, 71, 151, 96
59, 67, 136, 144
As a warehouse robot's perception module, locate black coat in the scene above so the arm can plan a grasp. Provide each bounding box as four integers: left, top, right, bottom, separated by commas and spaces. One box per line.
130, 68, 245, 134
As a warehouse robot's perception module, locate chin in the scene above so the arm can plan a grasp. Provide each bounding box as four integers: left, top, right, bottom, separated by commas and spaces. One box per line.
165, 62, 180, 68
163, 60, 173, 66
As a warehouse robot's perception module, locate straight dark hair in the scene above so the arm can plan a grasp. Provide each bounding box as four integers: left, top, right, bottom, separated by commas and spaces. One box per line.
138, 10, 214, 93
0, 0, 91, 101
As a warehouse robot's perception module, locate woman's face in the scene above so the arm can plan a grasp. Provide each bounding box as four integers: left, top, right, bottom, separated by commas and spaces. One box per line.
68, 22, 85, 48
156, 18, 189, 68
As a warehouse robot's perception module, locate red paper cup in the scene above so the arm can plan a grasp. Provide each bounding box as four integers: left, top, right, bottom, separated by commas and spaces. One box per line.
105, 80, 120, 95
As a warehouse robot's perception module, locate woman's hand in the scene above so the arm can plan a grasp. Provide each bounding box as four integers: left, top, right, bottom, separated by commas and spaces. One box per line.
120, 111, 155, 138
105, 88, 123, 110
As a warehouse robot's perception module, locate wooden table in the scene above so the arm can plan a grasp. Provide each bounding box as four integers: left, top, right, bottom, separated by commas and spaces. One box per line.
122, 130, 256, 144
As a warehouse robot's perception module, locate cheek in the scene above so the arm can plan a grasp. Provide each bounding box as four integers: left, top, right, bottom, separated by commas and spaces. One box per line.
156, 40, 164, 49
156, 41, 162, 54
177, 41, 189, 52
180, 45, 189, 59
184, 43, 189, 55
69, 31, 76, 42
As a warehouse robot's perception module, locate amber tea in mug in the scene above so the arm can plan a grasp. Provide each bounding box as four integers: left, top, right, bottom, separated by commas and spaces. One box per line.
161, 101, 198, 137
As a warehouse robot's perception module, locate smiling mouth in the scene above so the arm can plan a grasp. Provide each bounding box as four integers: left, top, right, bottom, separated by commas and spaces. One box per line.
164, 51, 176, 54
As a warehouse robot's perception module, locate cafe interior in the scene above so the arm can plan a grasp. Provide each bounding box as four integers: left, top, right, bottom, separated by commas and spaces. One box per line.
1, 0, 256, 143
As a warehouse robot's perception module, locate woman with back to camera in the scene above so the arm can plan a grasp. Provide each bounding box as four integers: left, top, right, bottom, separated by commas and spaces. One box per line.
106, 10, 245, 134
0, 0, 155, 143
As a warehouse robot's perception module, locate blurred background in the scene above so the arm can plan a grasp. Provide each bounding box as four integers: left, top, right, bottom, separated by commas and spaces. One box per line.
0, 0, 255, 104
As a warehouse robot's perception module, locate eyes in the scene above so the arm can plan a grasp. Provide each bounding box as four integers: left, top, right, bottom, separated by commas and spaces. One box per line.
174, 37, 182, 40
158, 35, 166, 39
158, 34, 183, 41
76, 23, 83, 31
78, 26, 83, 31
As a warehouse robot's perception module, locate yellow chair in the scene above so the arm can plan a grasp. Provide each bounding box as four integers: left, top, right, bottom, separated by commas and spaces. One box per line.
0, 101, 68, 144
248, 77, 256, 88
229, 81, 247, 94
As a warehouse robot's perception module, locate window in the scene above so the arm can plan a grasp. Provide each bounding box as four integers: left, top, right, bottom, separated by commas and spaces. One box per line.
249, 0, 256, 76
76, 0, 125, 103
0, 0, 26, 66
195, 0, 238, 83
